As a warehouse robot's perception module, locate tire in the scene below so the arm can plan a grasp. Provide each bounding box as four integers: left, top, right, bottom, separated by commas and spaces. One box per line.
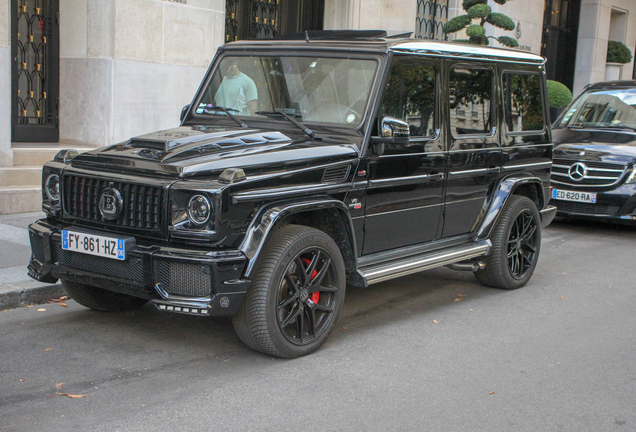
232, 224, 346, 358
475, 195, 541, 290
62, 280, 149, 312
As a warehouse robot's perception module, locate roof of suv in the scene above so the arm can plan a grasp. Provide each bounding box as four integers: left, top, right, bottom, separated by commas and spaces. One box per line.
223, 33, 546, 65
586, 80, 636, 90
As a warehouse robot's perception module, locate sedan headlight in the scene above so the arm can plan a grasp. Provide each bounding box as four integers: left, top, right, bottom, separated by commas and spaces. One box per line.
187, 194, 212, 226
626, 166, 636, 184
45, 173, 61, 202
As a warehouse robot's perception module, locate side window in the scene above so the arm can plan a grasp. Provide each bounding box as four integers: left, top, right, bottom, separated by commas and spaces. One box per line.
502, 72, 545, 132
378, 56, 437, 138
449, 67, 494, 136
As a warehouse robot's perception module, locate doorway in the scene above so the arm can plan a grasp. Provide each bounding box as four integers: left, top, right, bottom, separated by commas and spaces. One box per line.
540, 0, 580, 91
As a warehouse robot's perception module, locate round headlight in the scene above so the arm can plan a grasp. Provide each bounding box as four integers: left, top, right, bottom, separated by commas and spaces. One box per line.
45, 174, 60, 201
187, 194, 211, 226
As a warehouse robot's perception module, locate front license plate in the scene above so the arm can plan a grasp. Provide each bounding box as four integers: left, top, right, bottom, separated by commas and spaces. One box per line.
552, 189, 597, 204
62, 230, 130, 260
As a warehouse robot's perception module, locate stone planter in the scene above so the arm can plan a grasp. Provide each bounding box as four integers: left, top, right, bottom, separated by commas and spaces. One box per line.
605, 62, 623, 81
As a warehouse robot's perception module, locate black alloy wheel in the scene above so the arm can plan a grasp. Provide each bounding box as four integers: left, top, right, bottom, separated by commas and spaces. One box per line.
475, 195, 542, 290
276, 247, 338, 345
232, 224, 346, 358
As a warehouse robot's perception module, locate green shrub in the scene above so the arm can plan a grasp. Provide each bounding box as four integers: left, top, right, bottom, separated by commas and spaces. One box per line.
487, 13, 515, 31
497, 36, 518, 48
492, 0, 507, 4
466, 24, 486, 38
444, 15, 471, 34
547, 80, 572, 108
462, 0, 487, 10
607, 40, 633, 64
467, 4, 492, 19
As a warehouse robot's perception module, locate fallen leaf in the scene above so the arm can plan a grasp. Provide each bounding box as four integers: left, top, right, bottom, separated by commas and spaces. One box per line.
55, 383, 64, 389
26, 305, 33, 308
19, 379, 25, 382
470, 309, 473, 312
60, 303, 68, 308
37, 308, 46, 312
42, 348, 52, 352
560, 296, 564, 299
342, 326, 347, 330
55, 393, 87, 398
489, 391, 495, 395
454, 298, 462, 302
433, 320, 439, 324
60, 296, 68, 301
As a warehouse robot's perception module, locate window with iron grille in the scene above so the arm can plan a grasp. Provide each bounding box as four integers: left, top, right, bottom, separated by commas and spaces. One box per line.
415, 0, 448, 41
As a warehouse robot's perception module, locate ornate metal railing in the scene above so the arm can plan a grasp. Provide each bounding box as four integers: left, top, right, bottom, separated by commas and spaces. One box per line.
415, 0, 448, 41
225, 0, 239, 42
251, 0, 279, 39
15, 0, 48, 125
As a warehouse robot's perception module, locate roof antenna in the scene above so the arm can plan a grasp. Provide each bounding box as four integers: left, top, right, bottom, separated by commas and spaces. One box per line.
305, 31, 310, 43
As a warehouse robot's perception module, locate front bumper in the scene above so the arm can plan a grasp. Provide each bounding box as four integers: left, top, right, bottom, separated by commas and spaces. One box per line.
27, 219, 249, 316
550, 183, 636, 223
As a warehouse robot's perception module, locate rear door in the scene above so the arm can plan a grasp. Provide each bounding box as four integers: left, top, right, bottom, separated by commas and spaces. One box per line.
442, 62, 502, 238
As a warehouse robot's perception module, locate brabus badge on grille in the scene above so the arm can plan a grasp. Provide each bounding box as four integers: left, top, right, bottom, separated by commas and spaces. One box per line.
99, 187, 124, 220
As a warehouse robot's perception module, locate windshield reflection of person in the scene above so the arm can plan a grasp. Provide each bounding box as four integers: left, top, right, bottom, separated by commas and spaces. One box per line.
214, 60, 258, 116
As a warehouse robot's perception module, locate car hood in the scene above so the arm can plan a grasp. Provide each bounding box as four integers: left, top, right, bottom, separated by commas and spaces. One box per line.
552, 127, 636, 164
69, 125, 361, 178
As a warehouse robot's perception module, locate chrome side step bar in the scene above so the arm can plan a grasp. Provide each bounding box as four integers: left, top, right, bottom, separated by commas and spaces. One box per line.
358, 240, 491, 285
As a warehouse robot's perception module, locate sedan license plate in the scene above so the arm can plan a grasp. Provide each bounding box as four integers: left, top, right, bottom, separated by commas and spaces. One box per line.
62, 230, 130, 260
552, 189, 597, 204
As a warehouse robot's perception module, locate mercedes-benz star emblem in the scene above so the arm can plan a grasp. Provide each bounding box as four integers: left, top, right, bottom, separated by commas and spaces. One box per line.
568, 162, 588, 181
99, 187, 124, 220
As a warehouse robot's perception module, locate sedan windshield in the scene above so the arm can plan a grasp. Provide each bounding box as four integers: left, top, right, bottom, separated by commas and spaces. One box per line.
557, 88, 636, 130
195, 55, 378, 126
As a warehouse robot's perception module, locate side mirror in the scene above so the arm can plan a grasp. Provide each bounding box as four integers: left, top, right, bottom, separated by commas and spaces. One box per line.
370, 116, 410, 155
180, 104, 191, 123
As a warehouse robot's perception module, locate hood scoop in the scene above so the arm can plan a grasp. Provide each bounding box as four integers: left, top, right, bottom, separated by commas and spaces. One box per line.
127, 130, 253, 152
215, 132, 291, 148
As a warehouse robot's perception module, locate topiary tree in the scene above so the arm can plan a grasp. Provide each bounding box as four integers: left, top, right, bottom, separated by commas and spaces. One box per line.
607, 40, 633, 64
444, 0, 518, 48
546, 80, 572, 108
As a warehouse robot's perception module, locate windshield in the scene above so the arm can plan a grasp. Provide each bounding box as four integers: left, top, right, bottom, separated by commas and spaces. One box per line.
194, 55, 378, 126
557, 88, 636, 130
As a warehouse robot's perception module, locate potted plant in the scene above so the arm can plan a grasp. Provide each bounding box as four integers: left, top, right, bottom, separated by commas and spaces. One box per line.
547, 80, 572, 123
605, 40, 633, 80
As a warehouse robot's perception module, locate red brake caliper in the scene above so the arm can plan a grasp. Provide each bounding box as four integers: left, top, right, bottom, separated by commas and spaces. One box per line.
301, 258, 320, 303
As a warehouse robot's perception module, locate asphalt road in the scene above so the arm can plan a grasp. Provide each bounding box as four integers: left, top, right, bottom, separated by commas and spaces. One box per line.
1, 218, 635, 432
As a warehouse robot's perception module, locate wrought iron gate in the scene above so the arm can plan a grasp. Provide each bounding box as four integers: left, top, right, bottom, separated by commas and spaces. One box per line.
415, 0, 448, 41
11, 0, 59, 142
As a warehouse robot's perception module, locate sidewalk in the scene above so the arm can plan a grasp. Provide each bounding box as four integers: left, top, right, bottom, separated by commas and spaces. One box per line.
0, 211, 65, 310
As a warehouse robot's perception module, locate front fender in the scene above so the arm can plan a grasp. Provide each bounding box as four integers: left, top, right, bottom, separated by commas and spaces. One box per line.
476, 176, 546, 240
239, 198, 356, 278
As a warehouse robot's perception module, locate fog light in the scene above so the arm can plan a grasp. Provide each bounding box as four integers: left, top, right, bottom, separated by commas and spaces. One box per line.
167, 306, 174, 311
158, 304, 166, 310
201, 310, 209, 315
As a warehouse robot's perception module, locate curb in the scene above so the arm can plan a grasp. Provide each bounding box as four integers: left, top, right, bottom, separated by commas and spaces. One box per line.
0, 280, 65, 311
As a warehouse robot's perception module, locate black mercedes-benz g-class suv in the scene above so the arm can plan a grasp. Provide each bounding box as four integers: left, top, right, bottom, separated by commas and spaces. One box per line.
28, 31, 555, 358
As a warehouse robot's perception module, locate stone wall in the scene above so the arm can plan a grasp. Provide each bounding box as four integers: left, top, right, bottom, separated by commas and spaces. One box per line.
59, 0, 225, 147
0, 0, 11, 166
324, 0, 417, 36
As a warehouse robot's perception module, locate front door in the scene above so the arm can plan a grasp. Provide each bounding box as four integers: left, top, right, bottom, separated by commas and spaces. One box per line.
11, 0, 59, 142
362, 55, 445, 255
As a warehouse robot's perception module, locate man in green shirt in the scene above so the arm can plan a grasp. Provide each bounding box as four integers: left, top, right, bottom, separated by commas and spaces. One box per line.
214, 60, 258, 115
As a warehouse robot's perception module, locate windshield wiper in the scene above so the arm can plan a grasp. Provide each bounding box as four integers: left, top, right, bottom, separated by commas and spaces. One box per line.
255, 110, 322, 141
203, 105, 248, 129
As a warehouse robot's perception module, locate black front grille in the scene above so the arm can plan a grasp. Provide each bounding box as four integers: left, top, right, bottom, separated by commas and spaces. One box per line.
552, 159, 626, 187
30, 232, 45, 262
553, 200, 621, 216
62, 175, 164, 230
56, 243, 144, 283
158, 260, 212, 297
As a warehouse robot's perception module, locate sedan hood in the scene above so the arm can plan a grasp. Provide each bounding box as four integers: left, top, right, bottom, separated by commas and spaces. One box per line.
552, 127, 636, 164
70, 125, 361, 178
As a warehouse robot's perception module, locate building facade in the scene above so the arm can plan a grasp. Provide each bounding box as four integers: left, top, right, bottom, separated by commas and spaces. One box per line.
1, 0, 635, 170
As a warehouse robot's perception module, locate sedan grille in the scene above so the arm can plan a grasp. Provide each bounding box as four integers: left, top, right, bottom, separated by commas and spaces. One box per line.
62, 175, 164, 230
551, 159, 626, 187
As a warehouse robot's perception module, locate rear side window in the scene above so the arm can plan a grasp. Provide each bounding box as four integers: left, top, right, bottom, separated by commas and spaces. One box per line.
502, 72, 545, 133
449, 67, 494, 136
